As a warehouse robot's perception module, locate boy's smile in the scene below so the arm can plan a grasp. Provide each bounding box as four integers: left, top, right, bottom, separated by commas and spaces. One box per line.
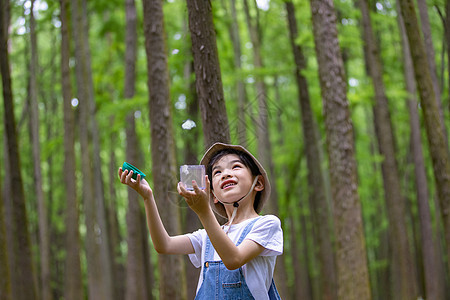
221, 179, 237, 189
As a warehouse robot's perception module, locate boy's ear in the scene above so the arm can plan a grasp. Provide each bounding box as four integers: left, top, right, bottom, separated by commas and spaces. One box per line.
254, 175, 264, 192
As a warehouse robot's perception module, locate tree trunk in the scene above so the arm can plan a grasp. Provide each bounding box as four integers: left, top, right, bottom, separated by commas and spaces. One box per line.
182, 58, 202, 300
60, 0, 83, 299
2, 134, 16, 300
417, 0, 448, 146
285, 2, 337, 299
72, 0, 114, 298
358, 0, 418, 298
186, 0, 230, 147
142, 0, 186, 299
397, 3, 447, 299
309, 0, 372, 298
242, 2, 289, 297
123, 0, 150, 298
83, 0, 115, 293
28, 2, 52, 299
140, 210, 155, 300
0, 183, 11, 300
397, 0, 450, 275
446, 0, 450, 114
0, 1, 37, 299
221, 0, 248, 146
107, 128, 126, 300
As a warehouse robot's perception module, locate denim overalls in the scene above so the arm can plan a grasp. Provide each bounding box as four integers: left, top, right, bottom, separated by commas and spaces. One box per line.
195, 218, 281, 300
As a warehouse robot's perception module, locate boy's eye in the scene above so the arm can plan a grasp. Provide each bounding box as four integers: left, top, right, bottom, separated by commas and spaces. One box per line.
213, 170, 221, 176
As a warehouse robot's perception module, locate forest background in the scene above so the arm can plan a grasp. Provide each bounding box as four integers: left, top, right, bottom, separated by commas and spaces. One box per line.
1, 0, 450, 299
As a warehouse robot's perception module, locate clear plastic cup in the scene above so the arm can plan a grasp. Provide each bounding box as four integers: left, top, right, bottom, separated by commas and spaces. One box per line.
180, 165, 206, 190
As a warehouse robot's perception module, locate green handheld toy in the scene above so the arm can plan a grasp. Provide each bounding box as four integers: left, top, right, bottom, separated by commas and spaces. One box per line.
122, 162, 146, 180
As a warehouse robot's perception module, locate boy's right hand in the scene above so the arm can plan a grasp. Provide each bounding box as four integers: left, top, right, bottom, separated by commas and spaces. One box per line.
119, 167, 153, 199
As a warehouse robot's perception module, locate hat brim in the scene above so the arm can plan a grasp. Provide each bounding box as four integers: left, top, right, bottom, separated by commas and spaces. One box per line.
200, 143, 271, 218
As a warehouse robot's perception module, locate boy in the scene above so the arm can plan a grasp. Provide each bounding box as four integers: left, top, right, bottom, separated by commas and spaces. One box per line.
119, 143, 283, 299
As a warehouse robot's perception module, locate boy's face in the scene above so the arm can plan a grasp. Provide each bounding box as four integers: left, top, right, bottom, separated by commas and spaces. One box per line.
210, 154, 256, 204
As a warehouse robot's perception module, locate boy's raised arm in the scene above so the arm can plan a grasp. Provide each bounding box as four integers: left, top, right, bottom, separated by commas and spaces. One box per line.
178, 178, 264, 270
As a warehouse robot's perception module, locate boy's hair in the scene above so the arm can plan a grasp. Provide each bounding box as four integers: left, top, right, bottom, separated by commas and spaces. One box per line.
206, 149, 262, 212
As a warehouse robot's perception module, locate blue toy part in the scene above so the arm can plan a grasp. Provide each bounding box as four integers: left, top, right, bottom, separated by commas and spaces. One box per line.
122, 162, 146, 180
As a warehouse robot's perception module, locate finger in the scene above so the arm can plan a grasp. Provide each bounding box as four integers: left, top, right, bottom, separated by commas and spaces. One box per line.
118, 167, 123, 178
136, 174, 141, 184
120, 169, 128, 183
205, 175, 211, 193
126, 170, 134, 182
178, 182, 188, 195
192, 180, 201, 193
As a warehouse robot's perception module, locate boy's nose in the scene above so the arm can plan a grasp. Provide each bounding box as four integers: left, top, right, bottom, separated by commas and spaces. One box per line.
221, 168, 232, 179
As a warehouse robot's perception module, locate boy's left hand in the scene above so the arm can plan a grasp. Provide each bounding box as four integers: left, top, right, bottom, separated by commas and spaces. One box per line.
177, 175, 211, 217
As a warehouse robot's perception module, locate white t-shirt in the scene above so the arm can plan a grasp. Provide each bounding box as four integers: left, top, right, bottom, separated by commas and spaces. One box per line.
186, 215, 283, 300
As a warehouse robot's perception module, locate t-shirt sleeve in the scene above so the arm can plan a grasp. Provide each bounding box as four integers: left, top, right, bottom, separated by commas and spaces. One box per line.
186, 229, 205, 268
246, 215, 283, 256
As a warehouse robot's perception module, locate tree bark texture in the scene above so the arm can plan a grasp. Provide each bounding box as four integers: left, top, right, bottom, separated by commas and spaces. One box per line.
309, 0, 372, 298
83, 0, 115, 292
0, 183, 11, 300
222, 0, 248, 147
107, 133, 126, 300
285, 2, 338, 299
182, 57, 202, 300
60, 0, 83, 298
72, 0, 114, 298
186, 0, 230, 148
358, 0, 418, 298
397, 0, 450, 275
124, 0, 151, 298
143, 0, 186, 299
397, 2, 447, 299
29, 2, 52, 299
0, 0, 37, 299
417, 0, 448, 146
2, 136, 16, 300
242, 2, 289, 296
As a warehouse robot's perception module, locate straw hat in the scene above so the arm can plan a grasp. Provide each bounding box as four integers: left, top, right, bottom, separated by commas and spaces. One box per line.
200, 143, 271, 218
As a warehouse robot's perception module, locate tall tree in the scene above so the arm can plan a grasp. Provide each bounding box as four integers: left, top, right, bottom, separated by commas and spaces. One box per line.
417, 0, 447, 145
241, 2, 288, 296
124, 0, 151, 298
71, 0, 114, 298
445, 0, 450, 112
0, 1, 37, 299
0, 183, 11, 300
60, 0, 83, 298
283, 151, 313, 300
285, 2, 337, 299
221, 0, 249, 146
186, 0, 230, 147
107, 129, 126, 300
142, 0, 186, 298
397, 0, 450, 275
182, 57, 202, 300
28, 2, 52, 299
397, 4, 447, 298
357, 0, 418, 298
309, 0, 372, 298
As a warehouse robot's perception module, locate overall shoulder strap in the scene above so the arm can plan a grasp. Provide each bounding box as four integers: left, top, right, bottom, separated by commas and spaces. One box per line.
236, 217, 260, 246
204, 216, 261, 261
204, 234, 213, 261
